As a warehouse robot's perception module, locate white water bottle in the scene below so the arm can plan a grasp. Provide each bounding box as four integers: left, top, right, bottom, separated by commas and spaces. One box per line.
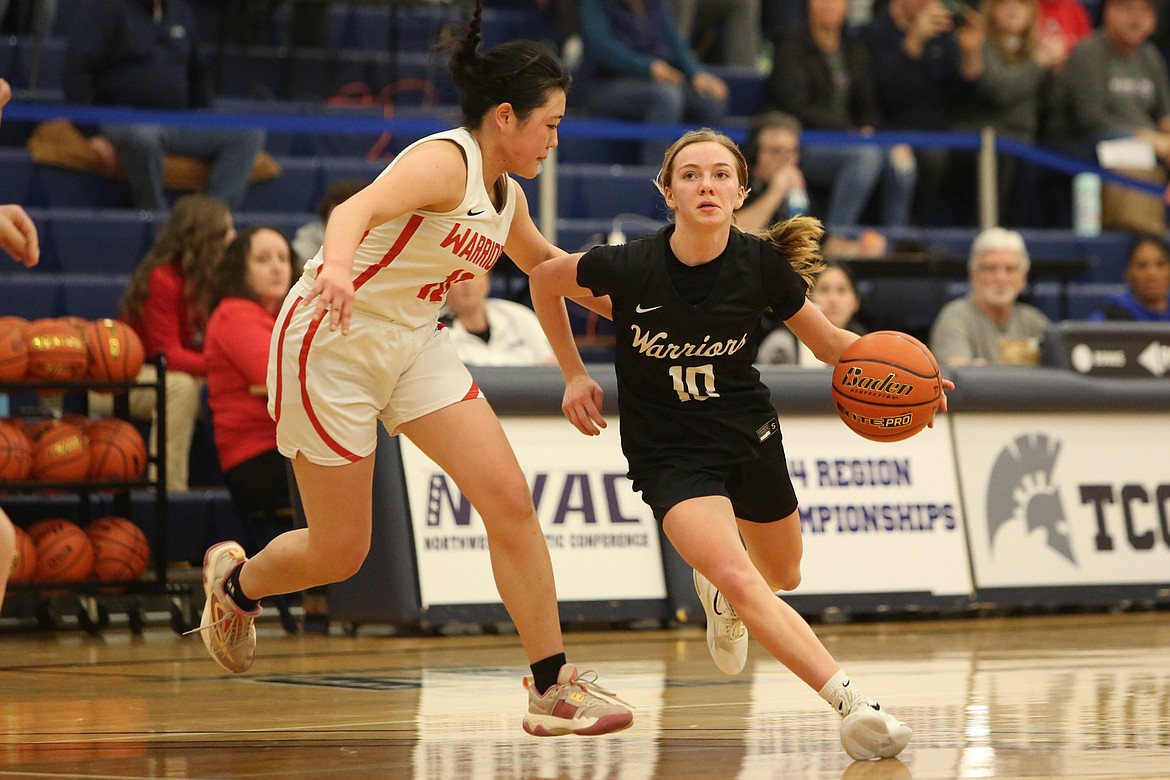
1073, 172, 1101, 236
787, 186, 810, 218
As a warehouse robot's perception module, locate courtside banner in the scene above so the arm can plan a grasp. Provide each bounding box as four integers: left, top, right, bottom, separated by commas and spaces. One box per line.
954, 413, 1170, 588
779, 416, 972, 596
400, 418, 667, 607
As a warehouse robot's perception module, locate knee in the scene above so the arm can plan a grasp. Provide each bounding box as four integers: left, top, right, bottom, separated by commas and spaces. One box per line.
0, 514, 14, 561
316, 536, 370, 582
648, 84, 685, 120
768, 564, 802, 592
233, 128, 266, 155
111, 125, 163, 156
705, 564, 758, 606
480, 479, 539, 543
849, 145, 884, 177
167, 373, 202, 414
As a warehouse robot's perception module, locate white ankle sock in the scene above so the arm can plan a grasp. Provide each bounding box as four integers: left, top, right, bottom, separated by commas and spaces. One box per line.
818, 669, 870, 717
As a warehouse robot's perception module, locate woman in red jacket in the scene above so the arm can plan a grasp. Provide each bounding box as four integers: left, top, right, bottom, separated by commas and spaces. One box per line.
203, 225, 295, 527
120, 194, 236, 491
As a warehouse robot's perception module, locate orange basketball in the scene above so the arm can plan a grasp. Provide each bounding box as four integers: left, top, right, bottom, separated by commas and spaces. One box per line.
25, 318, 88, 381
29, 518, 94, 583
86, 418, 147, 483
831, 331, 943, 443
0, 419, 33, 482
87, 516, 150, 584
0, 316, 29, 381
29, 420, 90, 482
86, 319, 145, 383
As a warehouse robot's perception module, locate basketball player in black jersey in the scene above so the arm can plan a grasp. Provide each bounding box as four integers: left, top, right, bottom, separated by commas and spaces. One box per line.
530, 128, 952, 761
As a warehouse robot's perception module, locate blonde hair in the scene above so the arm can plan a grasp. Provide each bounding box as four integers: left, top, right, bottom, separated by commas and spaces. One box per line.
655, 128, 825, 292
981, 0, 1039, 64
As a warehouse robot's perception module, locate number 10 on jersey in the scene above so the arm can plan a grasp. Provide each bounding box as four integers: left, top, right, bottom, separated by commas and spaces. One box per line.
669, 364, 719, 402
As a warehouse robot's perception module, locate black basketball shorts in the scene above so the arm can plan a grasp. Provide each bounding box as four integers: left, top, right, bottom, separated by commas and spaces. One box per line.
634, 435, 799, 524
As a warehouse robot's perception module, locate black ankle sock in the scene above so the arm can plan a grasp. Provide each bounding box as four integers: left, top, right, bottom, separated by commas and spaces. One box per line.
531, 653, 567, 695
225, 562, 260, 611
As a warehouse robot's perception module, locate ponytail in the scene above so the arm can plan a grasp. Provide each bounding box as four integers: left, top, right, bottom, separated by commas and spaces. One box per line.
439, 0, 570, 128
751, 216, 826, 292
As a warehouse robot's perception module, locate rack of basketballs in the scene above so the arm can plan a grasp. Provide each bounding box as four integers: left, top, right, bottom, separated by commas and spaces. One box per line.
0, 315, 194, 635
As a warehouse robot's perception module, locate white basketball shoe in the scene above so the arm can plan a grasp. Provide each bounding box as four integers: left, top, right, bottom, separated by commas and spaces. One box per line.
838, 698, 913, 761
692, 568, 748, 675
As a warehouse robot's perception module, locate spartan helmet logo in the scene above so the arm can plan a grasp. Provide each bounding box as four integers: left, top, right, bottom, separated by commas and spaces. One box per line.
987, 433, 1076, 565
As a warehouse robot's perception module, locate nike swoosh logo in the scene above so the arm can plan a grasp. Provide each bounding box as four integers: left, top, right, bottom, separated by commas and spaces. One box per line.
712, 595, 724, 616
635, 304, 662, 313
468, 209, 485, 216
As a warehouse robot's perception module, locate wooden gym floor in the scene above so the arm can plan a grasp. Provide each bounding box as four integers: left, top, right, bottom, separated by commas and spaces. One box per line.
0, 611, 1167, 779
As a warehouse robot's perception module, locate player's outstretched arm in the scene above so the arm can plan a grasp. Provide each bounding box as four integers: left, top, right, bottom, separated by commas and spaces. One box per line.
530, 254, 607, 436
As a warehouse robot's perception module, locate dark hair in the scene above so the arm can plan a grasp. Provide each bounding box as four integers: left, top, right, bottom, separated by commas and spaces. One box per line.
317, 178, 366, 222
122, 194, 231, 327
745, 110, 801, 167
213, 225, 296, 310
1126, 230, 1170, 267
818, 260, 859, 292
440, 0, 571, 128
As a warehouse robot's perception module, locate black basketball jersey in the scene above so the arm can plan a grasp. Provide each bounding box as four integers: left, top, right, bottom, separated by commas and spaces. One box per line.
577, 225, 808, 478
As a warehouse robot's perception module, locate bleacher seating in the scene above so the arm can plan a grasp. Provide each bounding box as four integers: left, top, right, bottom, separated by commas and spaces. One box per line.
0, 148, 36, 208
46, 209, 156, 274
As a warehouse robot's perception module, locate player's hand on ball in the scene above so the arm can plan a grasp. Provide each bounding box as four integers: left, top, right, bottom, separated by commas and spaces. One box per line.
563, 374, 606, 436
930, 377, 955, 426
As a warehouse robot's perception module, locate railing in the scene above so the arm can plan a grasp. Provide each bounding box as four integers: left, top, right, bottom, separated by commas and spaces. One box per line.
4, 101, 1166, 243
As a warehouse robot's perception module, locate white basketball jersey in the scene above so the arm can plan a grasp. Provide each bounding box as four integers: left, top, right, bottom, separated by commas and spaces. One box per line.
300, 128, 519, 328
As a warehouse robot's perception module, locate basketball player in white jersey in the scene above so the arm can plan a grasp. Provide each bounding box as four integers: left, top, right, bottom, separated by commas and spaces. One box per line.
191, 2, 633, 737
0, 76, 40, 609
529, 129, 953, 760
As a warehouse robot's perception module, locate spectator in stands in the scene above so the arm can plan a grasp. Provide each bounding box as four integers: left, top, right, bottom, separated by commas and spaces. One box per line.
759, 261, 869, 365
767, 0, 917, 229
444, 272, 556, 366
736, 111, 911, 233
204, 225, 295, 524
735, 112, 808, 231
62, 0, 266, 211
954, 0, 1067, 223
577, 0, 729, 165
1089, 231, 1170, 320
858, 0, 985, 225
293, 179, 366, 263
670, 0, 763, 67
1064, 0, 1170, 167
1038, 0, 1093, 53
929, 226, 1051, 365
118, 195, 236, 491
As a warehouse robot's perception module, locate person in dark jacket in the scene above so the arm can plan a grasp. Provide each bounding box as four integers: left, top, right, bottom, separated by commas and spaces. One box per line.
768, 0, 916, 228
62, 0, 265, 211
577, 0, 728, 165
